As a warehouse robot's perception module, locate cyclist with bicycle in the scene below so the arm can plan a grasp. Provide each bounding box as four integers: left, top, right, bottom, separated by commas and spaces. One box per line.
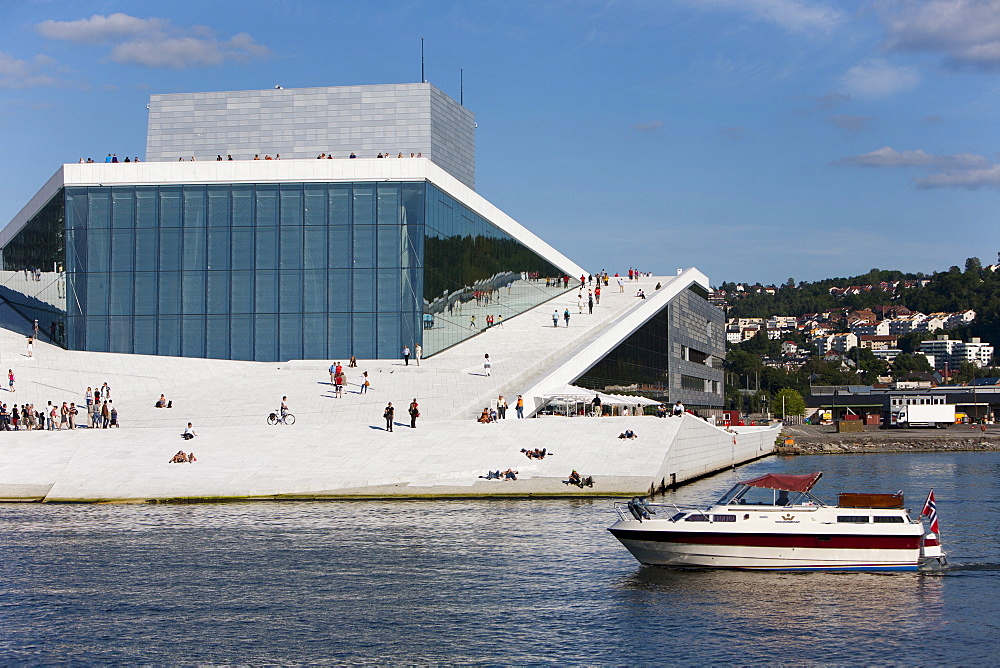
281, 396, 289, 420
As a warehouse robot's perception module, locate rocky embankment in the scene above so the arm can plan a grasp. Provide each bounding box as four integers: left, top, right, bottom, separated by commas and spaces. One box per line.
776, 423, 1000, 455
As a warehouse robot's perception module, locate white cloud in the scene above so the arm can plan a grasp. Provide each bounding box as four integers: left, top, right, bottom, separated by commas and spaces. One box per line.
836, 146, 989, 169
915, 165, 1000, 189
839, 58, 920, 97
35, 13, 270, 69
882, 0, 1000, 71
693, 0, 845, 34
835, 146, 999, 190
111, 32, 270, 69
37, 13, 166, 44
0, 52, 60, 88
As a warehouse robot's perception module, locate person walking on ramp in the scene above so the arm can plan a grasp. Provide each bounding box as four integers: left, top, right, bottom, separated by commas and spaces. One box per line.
408, 399, 420, 429
383, 402, 395, 432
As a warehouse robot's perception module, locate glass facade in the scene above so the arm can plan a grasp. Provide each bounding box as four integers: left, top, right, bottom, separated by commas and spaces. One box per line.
576, 306, 672, 400
2, 180, 571, 362
0, 193, 67, 344
422, 184, 570, 354
575, 291, 724, 410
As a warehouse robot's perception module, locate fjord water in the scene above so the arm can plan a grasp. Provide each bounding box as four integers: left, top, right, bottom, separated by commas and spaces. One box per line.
3, 452, 999, 665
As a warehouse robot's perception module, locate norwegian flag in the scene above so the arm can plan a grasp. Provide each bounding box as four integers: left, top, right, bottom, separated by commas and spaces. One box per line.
921, 489, 940, 536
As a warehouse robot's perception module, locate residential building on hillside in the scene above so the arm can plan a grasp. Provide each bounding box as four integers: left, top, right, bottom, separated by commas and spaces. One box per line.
852, 320, 891, 337
917, 314, 948, 333
919, 336, 995, 370
814, 333, 858, 356
860, 334, 898, 350
872, 348, 902, 363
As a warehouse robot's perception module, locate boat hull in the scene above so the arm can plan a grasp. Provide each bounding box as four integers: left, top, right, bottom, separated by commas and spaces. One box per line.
609, 526, 924, 571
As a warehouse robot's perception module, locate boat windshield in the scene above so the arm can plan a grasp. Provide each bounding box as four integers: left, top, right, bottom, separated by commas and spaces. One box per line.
718, 484, 810, 507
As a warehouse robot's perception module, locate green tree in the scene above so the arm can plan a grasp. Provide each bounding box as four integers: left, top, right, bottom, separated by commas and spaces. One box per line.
741, 329, 780, 357
952, 362, 978, 385
966, 257, 983, 273
772, 388, 806, 417
892, 353, 932, 378
846, 347, 890, 384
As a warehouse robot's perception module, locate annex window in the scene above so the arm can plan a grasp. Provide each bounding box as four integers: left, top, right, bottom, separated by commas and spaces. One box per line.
873, 516, 904, 523
684, 514, 710, 522
682, 375, 707, 392
837, 516, 870, 523
712, 515, 736, 522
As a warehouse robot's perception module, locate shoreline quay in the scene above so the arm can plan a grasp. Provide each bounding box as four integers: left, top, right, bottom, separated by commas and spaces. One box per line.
778, 423, 1000, 455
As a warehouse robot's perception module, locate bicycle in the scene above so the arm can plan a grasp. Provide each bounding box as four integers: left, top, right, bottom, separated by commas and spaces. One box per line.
267, 410, 295, 425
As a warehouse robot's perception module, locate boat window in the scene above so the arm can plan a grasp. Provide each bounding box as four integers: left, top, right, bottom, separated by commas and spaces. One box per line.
733, 487, 782, 506
684, 514, 710, 522
837, 515, 870, 523
718, 484, 747, 505
670, 512, 686, 522
712, 514, 737, 522
873, 516, 904, 523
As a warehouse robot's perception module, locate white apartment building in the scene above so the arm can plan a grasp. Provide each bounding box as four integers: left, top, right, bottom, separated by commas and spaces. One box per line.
946, 310, 977, 328
889, 314, 927, 335
766, 316, 797, 331
872, 348, 902, 363
919, 336, 995, 369
814, 333, 858, 356
852, 320, 891, 337
917, 315, 949, 333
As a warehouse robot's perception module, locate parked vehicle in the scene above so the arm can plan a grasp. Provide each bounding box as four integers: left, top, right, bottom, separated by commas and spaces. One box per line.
888, 403, 955, 429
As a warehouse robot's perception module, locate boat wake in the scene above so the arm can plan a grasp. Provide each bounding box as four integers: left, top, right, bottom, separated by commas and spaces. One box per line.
938, 562, 1000, 572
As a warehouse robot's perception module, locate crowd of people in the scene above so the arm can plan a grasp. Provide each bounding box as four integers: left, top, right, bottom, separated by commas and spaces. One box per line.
479, 469, 518, 481
656, 401, 688, 418
78, 155, 142, 163
81, 152, 433, 164
0, 383, 118, 431
521, 448, 550, 460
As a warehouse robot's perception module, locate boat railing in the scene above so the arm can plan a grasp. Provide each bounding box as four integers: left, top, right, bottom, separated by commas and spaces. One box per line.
613, 501, 705, 522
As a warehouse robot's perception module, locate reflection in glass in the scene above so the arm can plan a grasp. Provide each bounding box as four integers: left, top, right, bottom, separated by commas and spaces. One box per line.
2, 181, 576, 361
1, 192, 67, 344
575, 307, 670, 405
420, 184, 571, 355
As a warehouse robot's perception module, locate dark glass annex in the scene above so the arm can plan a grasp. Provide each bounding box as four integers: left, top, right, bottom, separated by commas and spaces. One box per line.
1, 181, 571, 361
575, 286, 725, 410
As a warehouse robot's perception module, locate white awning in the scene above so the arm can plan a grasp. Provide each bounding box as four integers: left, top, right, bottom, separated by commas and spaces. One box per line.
542, 384, 656, 406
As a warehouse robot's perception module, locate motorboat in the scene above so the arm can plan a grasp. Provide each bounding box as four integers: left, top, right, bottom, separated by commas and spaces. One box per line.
608, 472, 947, 571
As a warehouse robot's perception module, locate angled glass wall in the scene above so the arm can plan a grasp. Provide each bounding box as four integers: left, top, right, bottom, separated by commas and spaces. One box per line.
422, 184, 570, 354
575, 306, 672, 401
0, 192, 67, 344
575, 291, 725, 410
1, 179, 575, 361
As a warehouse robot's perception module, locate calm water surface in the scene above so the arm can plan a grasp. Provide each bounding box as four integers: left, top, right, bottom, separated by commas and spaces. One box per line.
3, 452, 1000, 665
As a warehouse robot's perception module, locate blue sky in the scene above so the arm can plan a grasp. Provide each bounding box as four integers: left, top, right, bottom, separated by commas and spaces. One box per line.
0, 0, 997, 285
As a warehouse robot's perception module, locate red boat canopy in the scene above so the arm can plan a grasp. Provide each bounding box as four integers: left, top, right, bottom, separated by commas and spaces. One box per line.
741, 472, 822, 493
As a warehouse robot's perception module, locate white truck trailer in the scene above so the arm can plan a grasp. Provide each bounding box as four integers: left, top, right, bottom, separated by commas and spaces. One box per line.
889, 403, 955, 428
